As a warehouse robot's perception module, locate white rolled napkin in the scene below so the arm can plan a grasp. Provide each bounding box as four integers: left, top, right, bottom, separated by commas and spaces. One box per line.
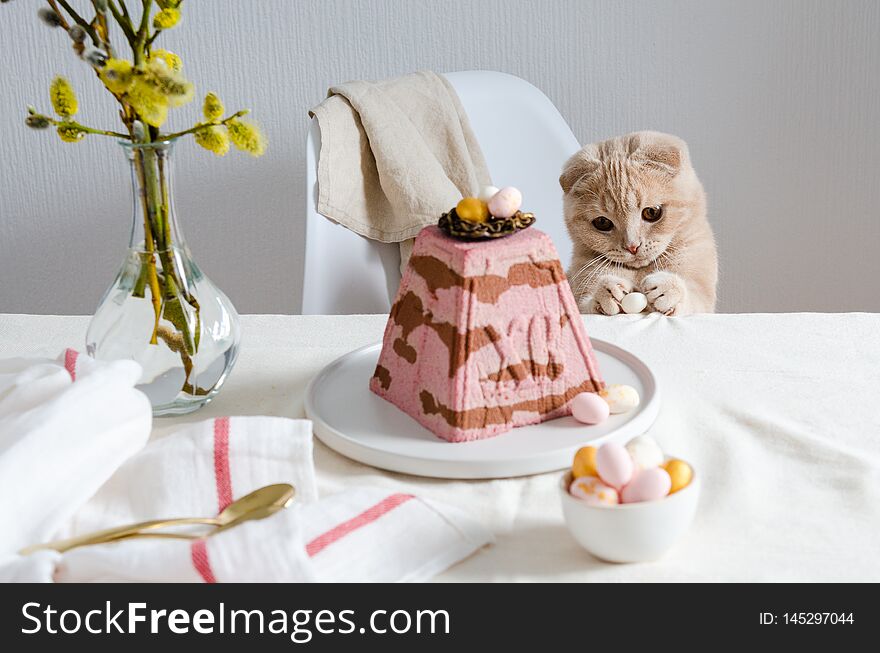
2, 415, 491, 582
0, 349, 151, 558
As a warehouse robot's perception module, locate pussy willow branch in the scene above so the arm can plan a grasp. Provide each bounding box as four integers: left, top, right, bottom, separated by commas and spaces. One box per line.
134, 0, 153, 66
160, 110, 249, 140
145, 29, 162, 48
53, 0, 101, 46
91, 1, 115, 59
107, 0, 136, 46
47, 117, 130, 138
45, 0, 70, 29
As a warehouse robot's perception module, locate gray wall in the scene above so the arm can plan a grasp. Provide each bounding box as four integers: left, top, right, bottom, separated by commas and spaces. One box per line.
2, 0, 878, 314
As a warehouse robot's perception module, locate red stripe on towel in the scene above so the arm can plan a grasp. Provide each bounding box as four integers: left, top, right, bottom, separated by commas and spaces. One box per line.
190, 540, 216, 584
213, 417, 233, 512
305, 493, 415, 557
190, 417, 234, 584
63, 349, 79, 381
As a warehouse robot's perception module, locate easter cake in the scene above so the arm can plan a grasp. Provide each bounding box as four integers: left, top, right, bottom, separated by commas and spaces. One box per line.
369, 187, 605, 442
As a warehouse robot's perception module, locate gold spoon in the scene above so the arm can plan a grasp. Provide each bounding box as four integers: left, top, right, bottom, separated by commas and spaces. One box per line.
21, 483, 295, 555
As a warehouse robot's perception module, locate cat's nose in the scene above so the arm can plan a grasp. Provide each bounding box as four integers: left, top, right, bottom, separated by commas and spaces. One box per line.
626, 242, 641, 255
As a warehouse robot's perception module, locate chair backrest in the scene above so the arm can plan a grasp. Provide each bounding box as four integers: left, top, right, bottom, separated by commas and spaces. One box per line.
302, 71, 581, 314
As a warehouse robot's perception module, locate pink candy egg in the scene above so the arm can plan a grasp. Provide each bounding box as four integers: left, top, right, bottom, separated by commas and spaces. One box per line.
621, 467, 672, 504
569, 476, 619, 506
487, 186, 522, 218
595, 442, 633, 490
571, 392, 610, 425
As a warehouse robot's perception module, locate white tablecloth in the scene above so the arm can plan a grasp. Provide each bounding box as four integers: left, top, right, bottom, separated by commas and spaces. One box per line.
2, 312, 878, 581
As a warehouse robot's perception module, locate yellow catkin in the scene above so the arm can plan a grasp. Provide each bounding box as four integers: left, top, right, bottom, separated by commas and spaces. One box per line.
194, 125, 230, 156
227, 119, 267, 157
203, 92, 224, 123
56, 125, 85, 142
153, 8, 181, 30
151, 49, 183, 72
100, 59, 134, 94
127, 79, 168, 127
49, 76, 77, 118
143, 59, 194, 108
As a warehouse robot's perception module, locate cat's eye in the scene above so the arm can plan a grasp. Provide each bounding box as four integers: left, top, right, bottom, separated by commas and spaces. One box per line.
591, 216, 614, 232
642, 205, 663, 223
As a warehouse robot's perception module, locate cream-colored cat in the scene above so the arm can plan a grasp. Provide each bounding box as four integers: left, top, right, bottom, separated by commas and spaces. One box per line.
560, 131, 717, 315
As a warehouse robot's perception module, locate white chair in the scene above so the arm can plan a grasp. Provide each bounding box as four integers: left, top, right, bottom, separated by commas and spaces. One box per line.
302, 70, 581, 314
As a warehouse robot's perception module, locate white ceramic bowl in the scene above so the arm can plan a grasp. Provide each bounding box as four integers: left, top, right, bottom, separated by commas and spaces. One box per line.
559, 461, 700, 563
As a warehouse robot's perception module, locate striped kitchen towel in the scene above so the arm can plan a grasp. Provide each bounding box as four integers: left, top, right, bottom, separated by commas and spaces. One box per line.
1, 415, 490, 582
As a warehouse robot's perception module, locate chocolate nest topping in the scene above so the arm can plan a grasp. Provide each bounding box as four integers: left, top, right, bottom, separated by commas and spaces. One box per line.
438, 209, 536, 240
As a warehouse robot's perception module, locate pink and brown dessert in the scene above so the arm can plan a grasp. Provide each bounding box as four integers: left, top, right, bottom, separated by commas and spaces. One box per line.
370, 187, 606, 442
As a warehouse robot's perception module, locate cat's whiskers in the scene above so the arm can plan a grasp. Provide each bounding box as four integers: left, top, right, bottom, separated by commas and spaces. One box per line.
569, 255, 607, 285
576, 257, 615, 296
569, 254, 609, 289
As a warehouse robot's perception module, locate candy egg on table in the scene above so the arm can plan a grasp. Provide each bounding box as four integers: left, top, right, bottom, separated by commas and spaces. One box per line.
620, 467, 672, 503
595, 442, 633, 490
570, 392, 610, 425
663, 459, 693, 494
620, 292, 648, 314
455, 197, 489, 222
569, 476, 619, 506
487, 186, 522, 218
625, 434, 664, 470
477, 185, 500, 202
600, 384, 640, 414
571, 445, 598, 478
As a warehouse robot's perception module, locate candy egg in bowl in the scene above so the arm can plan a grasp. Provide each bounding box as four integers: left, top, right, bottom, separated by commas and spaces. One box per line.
559, 446, 700, 563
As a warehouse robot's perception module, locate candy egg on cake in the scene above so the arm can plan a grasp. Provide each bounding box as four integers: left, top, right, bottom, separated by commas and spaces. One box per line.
455, 197, 489, 222
487, 186, 523, 218
477, 185, 500, 202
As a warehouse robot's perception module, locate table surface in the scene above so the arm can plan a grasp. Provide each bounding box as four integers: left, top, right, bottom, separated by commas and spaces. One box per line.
2, 312, 879, 581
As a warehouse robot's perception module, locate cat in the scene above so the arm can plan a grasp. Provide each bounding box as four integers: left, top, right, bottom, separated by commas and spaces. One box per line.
560, 131, 717, 316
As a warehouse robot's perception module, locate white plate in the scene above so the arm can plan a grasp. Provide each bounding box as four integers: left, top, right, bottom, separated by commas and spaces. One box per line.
305, 339, 659, 479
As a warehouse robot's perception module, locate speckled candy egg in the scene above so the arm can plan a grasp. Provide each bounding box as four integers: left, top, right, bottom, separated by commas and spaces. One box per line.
478, 185, 500, 202
456, 197, 489, 222
487, 186, 522, 218
663, 459, 693, 494
595, 442, 634, 490
571, 392, 610, 425
625, 434, 664, 470
600, 384, 640, 414
571, 445, 598, 478
620, 467, 672, 503
569, 476, 620, 506
620, 292, 648, 314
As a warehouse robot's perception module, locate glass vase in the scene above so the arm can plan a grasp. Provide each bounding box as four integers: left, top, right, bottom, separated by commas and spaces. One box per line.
86, 140, 240, 416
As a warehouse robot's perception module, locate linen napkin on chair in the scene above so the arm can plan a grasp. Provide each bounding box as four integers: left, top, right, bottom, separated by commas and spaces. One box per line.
310, 70, 492, 268
0, 349, 151, 557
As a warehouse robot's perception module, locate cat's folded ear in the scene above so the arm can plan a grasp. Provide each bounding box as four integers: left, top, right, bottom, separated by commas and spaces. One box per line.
560, 145, 601, 194
628, 131, 691, 176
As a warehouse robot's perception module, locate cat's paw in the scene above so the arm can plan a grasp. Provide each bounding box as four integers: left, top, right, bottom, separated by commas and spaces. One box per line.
640, 272, 688, 315
588, 274, 634, 315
